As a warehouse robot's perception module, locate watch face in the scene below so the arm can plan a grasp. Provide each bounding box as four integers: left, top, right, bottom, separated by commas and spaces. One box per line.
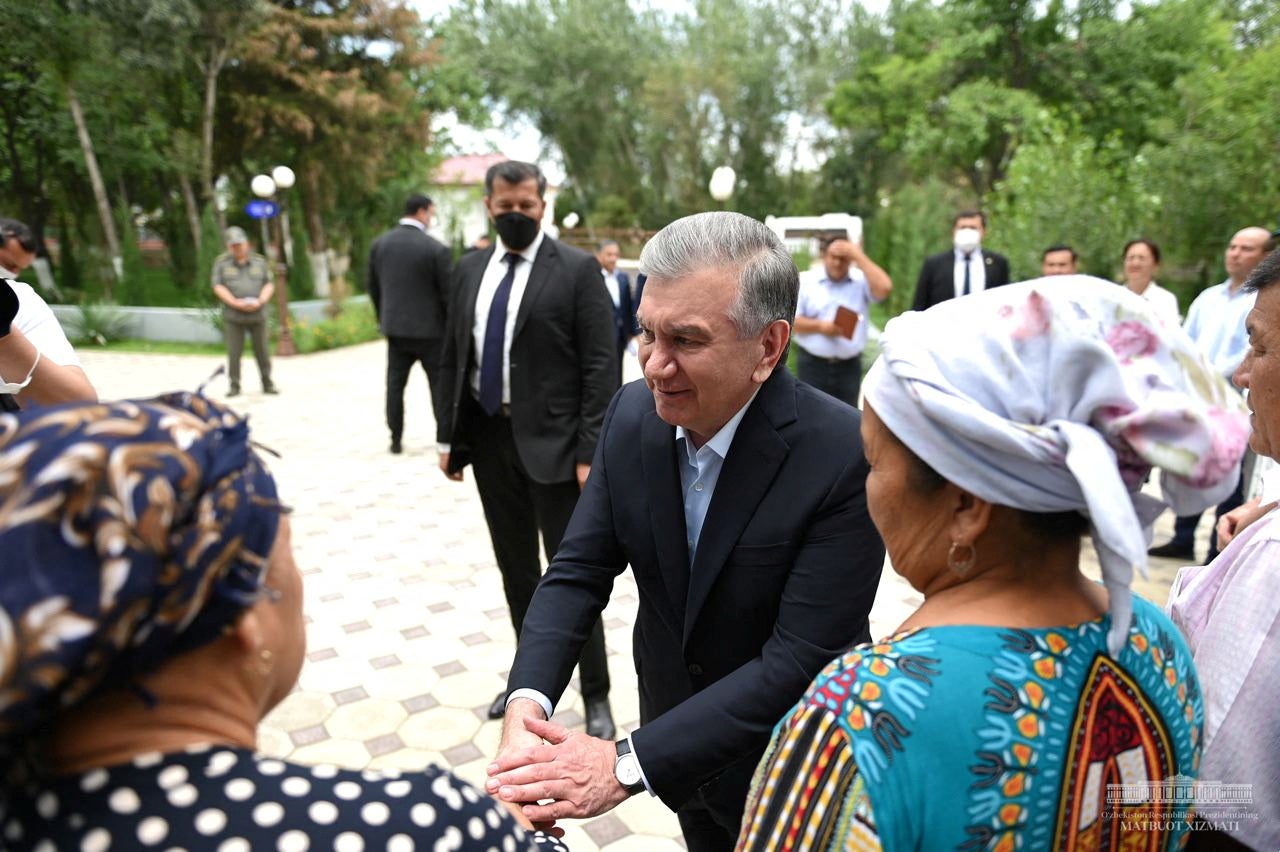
616, 755, 642, 787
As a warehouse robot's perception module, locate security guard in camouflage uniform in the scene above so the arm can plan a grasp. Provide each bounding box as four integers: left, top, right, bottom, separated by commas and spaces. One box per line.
212, 226, 277, 396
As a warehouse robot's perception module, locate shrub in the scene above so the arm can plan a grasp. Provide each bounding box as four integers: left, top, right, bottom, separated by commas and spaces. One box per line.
289, 300, 380, 354
74, 302, 132, 346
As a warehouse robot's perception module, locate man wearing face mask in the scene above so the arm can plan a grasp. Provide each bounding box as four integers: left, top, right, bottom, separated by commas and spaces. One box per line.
911, 210, 1011, 311
0, 217, 96, 411
436, 161, 620, 739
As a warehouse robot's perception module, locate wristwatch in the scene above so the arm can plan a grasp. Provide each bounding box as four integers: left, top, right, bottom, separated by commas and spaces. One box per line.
614, 739, 646, 796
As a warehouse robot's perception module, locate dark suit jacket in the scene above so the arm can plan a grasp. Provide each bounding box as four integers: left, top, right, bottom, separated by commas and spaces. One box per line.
507, 368, 885, 823
367, 224, 453, 339
912, 248, 1011, 311
436, 237, 618, 484
608, 269, 638, 357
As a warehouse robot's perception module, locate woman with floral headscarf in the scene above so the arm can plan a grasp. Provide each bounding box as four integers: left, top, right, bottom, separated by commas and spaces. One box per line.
0, 393, 567, 850
737, 277, 1248, 851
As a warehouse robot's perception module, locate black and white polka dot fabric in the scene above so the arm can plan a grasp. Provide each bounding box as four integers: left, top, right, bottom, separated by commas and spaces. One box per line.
1, 745, 569, 851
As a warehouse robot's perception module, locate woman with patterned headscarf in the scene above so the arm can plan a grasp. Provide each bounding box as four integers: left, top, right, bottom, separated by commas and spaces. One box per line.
737, 277, 1249, 850
0, 393, 567, 850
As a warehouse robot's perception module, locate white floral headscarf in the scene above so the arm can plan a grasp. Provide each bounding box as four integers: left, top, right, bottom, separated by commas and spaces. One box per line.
864, 276, 1249, 654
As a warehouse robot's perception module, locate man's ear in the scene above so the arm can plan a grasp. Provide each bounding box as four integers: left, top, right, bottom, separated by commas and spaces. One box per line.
752, 320, 791, 383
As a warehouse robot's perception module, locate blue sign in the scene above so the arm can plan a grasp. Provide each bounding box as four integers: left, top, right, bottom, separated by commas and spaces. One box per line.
245, 200, 279, 219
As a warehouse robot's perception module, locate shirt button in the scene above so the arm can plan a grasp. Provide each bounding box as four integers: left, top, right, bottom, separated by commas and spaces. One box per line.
688, 664, 703, 676
694, 482, 704, 492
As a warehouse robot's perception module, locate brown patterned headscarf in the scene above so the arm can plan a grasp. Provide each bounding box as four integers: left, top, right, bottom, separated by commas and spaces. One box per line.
0, 392, 282, 739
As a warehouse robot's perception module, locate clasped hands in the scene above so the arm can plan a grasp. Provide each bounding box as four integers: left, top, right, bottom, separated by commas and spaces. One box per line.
486, 705, 630, 834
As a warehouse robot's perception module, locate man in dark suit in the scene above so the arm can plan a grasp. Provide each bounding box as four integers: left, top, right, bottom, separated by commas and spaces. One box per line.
485, 212, 885, 851
595, 239, 638, 380
911, 209, 1012, 311
436, 161, 619, 739
368, 194, 453, 454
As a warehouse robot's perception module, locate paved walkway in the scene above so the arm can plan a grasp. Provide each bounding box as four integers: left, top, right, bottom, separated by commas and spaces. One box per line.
77, 341, 1194, 850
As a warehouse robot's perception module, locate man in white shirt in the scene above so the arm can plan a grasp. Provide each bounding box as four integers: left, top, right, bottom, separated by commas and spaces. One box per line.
0, 218, 96, 410
911, 210, 1012, 310
1041, 244, 1078, 275
435, 161, 619, 739
595, 239, 637, 381
792, 235, 892, 405
1150, 225, 1271, 562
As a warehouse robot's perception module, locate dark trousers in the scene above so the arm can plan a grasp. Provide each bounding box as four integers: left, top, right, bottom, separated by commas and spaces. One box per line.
467, 401, 611, 701
386, 336, 443, 441
676, 796, 738, 852
1169, 464, 1247, 560
795, 348, 862, 407
225, 320, 272, 390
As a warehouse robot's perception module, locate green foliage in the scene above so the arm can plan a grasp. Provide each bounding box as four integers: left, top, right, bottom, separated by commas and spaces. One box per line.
865, 179, 959, 319
289, 300, 380, 354
989, 127, 1160, 281
287, 215, 314, 301
195, 205, 222, 295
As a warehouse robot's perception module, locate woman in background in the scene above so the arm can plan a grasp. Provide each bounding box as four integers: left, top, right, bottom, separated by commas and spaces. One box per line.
1122, 237, 1180, 323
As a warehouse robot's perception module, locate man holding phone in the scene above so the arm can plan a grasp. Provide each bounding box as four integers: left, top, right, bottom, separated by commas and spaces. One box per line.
790, 233, 892, 406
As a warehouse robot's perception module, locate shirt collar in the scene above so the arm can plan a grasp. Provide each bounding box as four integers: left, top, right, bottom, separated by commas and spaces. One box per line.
496, 229, 545, 264
954, 247, 984, 261
0, 266, 16, 280
676, 387, 761, 462
398, 217, 426, 231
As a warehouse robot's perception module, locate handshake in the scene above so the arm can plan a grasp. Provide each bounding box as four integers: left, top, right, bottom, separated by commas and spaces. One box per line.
1, 278, 18, 339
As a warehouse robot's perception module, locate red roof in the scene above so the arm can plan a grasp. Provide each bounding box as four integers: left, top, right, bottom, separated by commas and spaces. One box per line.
433, 154, 509, 186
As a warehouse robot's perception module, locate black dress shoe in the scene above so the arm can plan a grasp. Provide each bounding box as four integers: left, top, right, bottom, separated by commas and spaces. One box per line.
585, 697, 616, 740
227, 386, 241, 397
1148, 540, 1195, 560
390, 439, 402, 455
487, 691, 508, 720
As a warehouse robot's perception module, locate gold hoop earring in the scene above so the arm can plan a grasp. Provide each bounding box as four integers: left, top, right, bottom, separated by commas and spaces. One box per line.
947, 541, 976, 577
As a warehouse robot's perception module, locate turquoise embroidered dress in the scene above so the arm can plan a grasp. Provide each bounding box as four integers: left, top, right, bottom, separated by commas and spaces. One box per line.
738, 597, 1201, 851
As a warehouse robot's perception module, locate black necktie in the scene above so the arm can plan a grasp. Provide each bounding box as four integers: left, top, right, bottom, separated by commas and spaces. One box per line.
478, 253, 521, 416
963, 253, 973, 296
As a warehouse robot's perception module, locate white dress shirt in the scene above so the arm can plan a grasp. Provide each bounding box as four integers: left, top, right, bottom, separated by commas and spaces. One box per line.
507, 389, 761, 795
469, 231, 546, 404
601, 269, 622, 308
952, 248, 987, 299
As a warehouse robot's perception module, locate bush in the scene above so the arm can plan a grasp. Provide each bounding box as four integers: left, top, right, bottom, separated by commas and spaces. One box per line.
289, 300, 380, 354
74, 302, 132, 346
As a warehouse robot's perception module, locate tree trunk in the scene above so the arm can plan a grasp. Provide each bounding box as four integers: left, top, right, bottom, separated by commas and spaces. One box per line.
178, 172, 202, 254
65, 82, 122, 295
200, 45, 227, 234
303, 165, 333, 298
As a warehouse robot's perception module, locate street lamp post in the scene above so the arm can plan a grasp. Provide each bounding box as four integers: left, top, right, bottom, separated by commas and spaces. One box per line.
250, 169, 297, 356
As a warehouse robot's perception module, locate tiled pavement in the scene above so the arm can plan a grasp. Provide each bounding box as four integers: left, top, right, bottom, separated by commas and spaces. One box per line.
77, 341, 1194, 850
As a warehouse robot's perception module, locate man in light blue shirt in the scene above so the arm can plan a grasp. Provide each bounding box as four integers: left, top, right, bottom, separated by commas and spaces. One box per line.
792, 236, 892, 406
1150, 226, 1272, 562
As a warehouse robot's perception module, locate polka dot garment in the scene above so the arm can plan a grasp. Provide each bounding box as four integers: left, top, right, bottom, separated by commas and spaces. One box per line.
0, 746, 569, 851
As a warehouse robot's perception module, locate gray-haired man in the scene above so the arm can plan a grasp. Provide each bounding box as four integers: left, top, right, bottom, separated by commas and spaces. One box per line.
486, 212, 885, 850
212, 226, 276, 396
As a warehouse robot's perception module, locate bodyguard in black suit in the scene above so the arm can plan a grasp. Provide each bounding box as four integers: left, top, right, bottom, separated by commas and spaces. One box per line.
912, 209, 1012, 311
368, 194, 453, 454
595, 239, 639, 380
436, 161, 619, 739
486, 212, 885, 851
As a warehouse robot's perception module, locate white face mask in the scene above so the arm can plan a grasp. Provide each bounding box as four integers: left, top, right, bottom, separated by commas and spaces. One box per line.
953, 227, 982, 253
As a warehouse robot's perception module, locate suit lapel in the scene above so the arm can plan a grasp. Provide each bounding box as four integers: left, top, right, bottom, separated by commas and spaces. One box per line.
513, 238, 555, 341
457, 249, 492, 359
641, 409, 692, 621
683, 370, 794, 648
